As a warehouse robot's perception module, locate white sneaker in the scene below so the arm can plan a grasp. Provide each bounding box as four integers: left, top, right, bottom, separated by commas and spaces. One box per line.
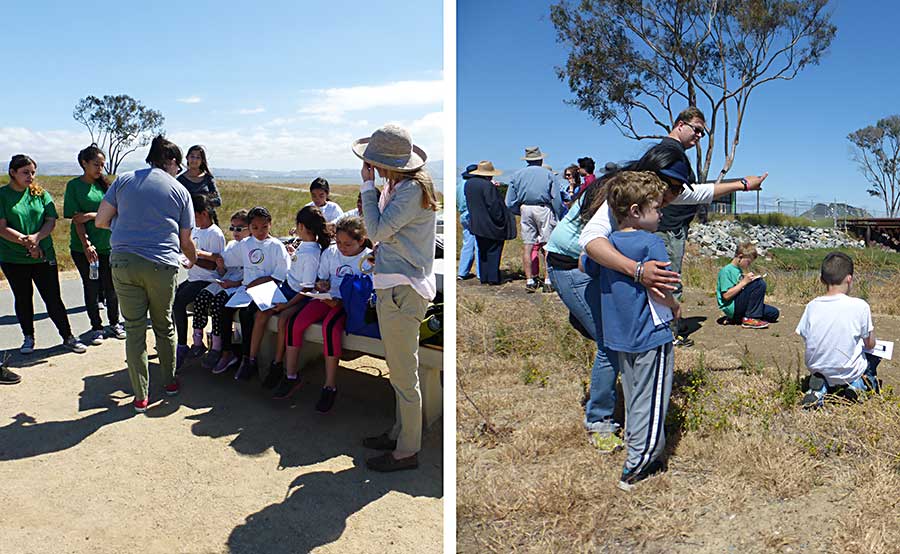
63, 336, 87, 354
86, 329, 105, 346
20, 335, 35, 354
108, 323, 126, 340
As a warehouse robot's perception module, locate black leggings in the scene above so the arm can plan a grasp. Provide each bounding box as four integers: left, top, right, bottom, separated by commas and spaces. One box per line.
71, 250, 119, 330
0, 261, 72, 339
222, 303, 259, 356
192, 289, 230, 336
173, 280, 212, 345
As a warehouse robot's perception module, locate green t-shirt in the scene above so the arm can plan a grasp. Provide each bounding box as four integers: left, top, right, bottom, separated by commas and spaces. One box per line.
716, 263, 743, 318
0, 184, 58, 264
64, 177, 111, 254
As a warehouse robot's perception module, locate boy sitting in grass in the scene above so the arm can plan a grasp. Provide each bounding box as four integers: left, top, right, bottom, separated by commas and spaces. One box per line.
796, 252, 881, 408
582, 171, 680, 491
715, 242, 779, 329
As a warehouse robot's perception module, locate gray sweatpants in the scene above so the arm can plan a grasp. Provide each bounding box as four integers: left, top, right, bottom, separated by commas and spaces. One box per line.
618, 343, 674, 475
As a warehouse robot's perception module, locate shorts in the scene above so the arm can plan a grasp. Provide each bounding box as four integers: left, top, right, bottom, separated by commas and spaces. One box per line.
520, 205, 557, 245
280, 281, 299, 302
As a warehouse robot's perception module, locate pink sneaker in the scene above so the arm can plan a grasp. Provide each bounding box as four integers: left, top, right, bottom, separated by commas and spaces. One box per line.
134, 398, 149, 413
164, 379, 180, 396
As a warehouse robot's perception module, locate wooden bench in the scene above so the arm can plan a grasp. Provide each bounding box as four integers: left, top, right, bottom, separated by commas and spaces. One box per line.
249, 316, 443, 427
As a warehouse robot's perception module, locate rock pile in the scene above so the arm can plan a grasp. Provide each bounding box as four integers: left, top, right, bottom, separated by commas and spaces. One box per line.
687, 220, 865, 257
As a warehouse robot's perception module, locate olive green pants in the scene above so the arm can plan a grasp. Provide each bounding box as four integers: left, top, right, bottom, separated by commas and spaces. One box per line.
110, 252, 178, 401
376, 285, 429, 454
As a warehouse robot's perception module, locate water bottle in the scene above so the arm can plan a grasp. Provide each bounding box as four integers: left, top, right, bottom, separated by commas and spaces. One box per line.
89, 259, 99, 280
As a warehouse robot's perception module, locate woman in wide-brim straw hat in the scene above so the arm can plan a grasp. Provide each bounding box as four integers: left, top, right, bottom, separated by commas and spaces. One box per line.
463, 160, 516, 285
352, 124, 439, 472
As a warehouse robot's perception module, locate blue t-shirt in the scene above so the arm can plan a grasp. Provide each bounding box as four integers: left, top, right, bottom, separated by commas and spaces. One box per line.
586, 230, 673, 353
104, 168, 195, 267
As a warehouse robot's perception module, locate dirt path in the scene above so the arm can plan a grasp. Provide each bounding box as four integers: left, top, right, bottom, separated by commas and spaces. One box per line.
0, 333, 442, 554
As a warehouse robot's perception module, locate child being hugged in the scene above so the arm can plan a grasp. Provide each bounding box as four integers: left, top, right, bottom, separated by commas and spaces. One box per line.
716, 242, 779, 329
255, 205, 332, 389
306, 177, 344, 223
796, 252, 881, 408
198, 209, 250, 373
272, 215, 373, 412
172, 195, 226, 369
230, 206, 291, 381
582, 171, 680, 491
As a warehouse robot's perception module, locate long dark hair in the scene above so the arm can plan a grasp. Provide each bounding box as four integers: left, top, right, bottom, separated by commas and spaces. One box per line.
186, 145, 214, 178
579, 144, 686, 224
145, 135, 183, 169
77, 144, 110, 192
296, 205, 332, 250
8, 154, 44, 196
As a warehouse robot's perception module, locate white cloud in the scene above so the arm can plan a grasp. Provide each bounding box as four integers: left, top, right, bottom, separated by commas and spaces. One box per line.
177, 96, 203, 104
238, 107, 266, 115
299, 79, 443, 123
0, 127, 92, 164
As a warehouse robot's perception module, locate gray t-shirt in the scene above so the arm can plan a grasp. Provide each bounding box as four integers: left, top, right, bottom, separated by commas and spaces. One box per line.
104, 168, 195, 267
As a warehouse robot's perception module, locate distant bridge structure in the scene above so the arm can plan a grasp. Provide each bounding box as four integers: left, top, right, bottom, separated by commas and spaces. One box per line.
841, 218, 900, 250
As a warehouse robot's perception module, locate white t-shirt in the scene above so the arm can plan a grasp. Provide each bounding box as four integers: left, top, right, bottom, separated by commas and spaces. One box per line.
795, 294, 874, 385
188, 224, 226, 282
317, 244, 374, 299
237, 235, 290, 286
286, 241, 322, 293
578, 184, 715, 249
338, 208, 360, 221
306, 200, 344, 223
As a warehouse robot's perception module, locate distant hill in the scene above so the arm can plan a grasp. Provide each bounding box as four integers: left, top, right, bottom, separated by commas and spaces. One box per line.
36, 160, 445, 191
800, 202, 871, 219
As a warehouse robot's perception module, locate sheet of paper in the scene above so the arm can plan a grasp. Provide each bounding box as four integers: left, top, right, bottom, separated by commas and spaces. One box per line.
648, 296, 674, 327
246, 280, 288, 312
204, 282, 225, 296
224, 286, 252, 308
864, 340, 893, 360
299, 290, 333, 300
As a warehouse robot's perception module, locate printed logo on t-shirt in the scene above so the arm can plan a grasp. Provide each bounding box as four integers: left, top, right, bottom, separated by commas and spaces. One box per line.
248, 248, 265, 264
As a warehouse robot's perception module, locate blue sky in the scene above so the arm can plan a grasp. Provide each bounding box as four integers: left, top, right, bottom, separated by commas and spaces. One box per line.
0, 0, 443, 171
457, 1, 898, 216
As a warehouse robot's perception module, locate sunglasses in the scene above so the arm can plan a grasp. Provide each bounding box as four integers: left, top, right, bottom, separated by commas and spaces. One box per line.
684, 122, 705, 137
564, 173, 574, 178
229, 226, 246, 232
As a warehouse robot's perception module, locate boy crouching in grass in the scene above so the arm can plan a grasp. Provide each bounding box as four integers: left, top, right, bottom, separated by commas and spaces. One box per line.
582, 171, 680, 491
796, 252, 881, 408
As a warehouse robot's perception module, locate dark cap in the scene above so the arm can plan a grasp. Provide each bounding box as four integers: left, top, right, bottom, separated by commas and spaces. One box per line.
658, 160, 694, 191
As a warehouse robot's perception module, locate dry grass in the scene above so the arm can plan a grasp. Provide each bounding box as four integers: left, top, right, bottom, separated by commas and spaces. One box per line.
457, 288, 900, 553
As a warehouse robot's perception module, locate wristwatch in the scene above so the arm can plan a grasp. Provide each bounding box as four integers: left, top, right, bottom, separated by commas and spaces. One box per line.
741, 177, 749, 191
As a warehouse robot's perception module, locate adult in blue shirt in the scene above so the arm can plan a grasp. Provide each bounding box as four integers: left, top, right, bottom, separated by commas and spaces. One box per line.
96, 135, 197, 413
505, 146, 562, 292
456, 163, 480, 280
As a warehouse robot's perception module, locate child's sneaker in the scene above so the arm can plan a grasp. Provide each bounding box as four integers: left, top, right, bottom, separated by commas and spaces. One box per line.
0, 365, 22, 385
617, 460, 666, 492
263, 361, 284, 389
86, 329, 105, 345
63, 336, 88, 354
107, 323, 126, 340
589, 431, 624, 454
188, 344, 207, 359
272, 375, 303, 400
525, 278, 541, 293
20, 335, 35, 354
212, 353, 239, 375
741, 317, 769, 329
801, 373, 828, 409
542, 281, 555, 293
202, 349, 222, 371
234, 357, 258, 381
315, 386, 337, 413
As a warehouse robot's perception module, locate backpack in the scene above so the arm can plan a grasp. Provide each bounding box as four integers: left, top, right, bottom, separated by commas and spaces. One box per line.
339, 273, 381, 339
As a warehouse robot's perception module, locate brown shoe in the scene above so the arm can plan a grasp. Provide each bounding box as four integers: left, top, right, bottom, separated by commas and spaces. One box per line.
366, 452, 419, 472
362, 433, 397, 451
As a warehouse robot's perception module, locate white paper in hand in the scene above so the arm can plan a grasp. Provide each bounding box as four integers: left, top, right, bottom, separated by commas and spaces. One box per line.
300, 290, 333, 300
225, 286, 252, 308
648, 296, 674, 327
864, 340, 894, 360
247, 280, 287, 311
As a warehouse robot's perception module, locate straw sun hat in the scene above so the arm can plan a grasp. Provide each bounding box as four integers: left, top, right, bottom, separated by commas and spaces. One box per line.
352, 124, 427, 173
468, 160, 503, 177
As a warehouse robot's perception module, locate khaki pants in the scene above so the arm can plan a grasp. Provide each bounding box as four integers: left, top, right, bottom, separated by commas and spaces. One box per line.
376, 285, 429, 454
110, 252, 178, 401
